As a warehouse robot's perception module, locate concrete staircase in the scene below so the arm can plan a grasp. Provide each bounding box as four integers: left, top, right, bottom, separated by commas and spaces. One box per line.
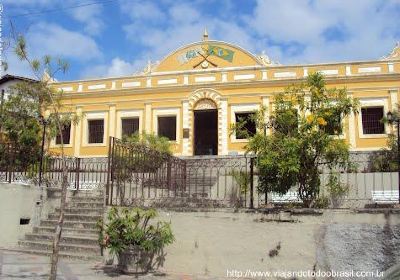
17, 191, 104, 260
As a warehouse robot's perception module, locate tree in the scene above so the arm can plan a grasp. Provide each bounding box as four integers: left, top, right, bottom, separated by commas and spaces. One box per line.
242, 73, 358, 207
123, 132, 172, 155
10, 33, 78, 280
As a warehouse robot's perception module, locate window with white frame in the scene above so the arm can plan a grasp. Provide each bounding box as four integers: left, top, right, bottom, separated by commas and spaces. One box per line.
158, 116, 176, 140
88, 119, 104, 143
361, 107, 385, 134
235, 112, 256, 139
55, 122, 71, 145
121, 117, 139, 137
231, 104, 259, 142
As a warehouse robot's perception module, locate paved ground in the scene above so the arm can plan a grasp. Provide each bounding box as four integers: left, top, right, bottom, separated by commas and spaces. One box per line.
0, 250, 217, 280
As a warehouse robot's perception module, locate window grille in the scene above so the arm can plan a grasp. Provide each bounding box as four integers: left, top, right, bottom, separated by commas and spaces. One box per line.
361, 107, 385, 134
235, 112, 256, 139
55, 123, 71, 145
158, 116, 176, 140
122, 118, 139, 137
88, 119, 104, 143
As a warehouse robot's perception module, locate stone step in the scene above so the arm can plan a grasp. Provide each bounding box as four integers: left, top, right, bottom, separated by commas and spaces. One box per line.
69, 201, 104, 208
25, 233, 98, 246
69, 196, 104, 202
19, 240, 101, 254
8, 248, 102, 260
48, 213, 102, 223
33, 226, 98, 236
40, 220, 97, 229
55, 207, 104, 215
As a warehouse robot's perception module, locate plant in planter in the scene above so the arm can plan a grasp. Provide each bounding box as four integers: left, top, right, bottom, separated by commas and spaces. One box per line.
326, 173, 349, 208
99, 207, 174, 274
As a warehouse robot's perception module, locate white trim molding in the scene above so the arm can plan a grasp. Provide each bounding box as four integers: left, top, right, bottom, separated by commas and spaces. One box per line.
116, 110, 143, 138
274, 71, 296, 79
122, 81, 141, 88
357, 98, 389, 139
88, 84, 106, 90
157, 78, 178, 85
233, 73, 255, 81
319, 69, 339, 76
358, 66, 381, 74
230, 103, 260, 143
194, 76, 216, 83
152, 108, 181, 144
182, 101, 190, 156
82, 111, 108, 147
50, 118, 74, 148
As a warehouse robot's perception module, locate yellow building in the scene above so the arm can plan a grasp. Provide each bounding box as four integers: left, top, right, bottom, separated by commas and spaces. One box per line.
50, 34, 400, 158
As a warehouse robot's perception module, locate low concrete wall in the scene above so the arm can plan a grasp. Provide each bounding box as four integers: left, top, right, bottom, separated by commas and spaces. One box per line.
117, 208, 400, 279
0, 183, 44, 247
0, 183, 78, 248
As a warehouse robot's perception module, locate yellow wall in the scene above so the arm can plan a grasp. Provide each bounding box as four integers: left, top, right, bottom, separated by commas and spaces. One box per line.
49, 40, 400, 157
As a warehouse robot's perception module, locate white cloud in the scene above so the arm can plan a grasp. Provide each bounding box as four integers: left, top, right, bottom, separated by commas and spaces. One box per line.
4, 22, 102, 78
81, 57, 144, 79
120, 0, 165, 21
26, 22, 102, 60
248, 0, 400, 63
3, 0, 52, 6
122, 2, 262, 67
120, 0, 399, 67
68, 4, 104, 36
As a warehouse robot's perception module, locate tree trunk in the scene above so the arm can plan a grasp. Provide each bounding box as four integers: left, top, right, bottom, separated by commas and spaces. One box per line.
49, 167, 68, 280
49, 122, 68, 280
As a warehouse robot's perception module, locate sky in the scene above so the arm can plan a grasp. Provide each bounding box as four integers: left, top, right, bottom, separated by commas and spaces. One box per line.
2, 0, 400, 81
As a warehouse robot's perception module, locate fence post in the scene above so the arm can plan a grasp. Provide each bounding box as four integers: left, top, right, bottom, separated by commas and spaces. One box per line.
167, 159, 172, 190
250, 157, 254, 209
75, 157, 81, 191
106, 136, 114, 205
7, 144, 13, 183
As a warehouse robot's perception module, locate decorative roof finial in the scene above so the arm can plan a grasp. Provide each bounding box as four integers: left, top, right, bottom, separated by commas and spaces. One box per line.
202, 28, 209, 41
381, 41, 400, 60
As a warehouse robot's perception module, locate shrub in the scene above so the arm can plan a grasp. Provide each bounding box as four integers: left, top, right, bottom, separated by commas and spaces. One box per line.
98, 207, 174, 272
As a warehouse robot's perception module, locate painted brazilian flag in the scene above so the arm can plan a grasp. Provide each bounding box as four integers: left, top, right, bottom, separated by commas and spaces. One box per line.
208, 45, 235, 62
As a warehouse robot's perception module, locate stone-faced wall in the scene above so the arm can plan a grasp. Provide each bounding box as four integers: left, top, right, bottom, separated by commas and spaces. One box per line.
142, 209, 400, 279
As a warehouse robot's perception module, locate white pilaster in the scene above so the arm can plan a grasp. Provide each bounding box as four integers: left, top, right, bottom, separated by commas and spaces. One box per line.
348, 94, 356, 148
303, 68, 308, 77
74, 106, 83, 157
262, 96, 270, 135
182, 100, 190, 155
108, 104, 116, 138
221, 72, 228, 82
346, 65, 351, 76
388, 63, 394, 73
146, 77, 152, 87
77, 83, 83, 92
261, 70, 268, 80
390, 89, 398, 111
145, 103, 152, 133
183, 75, 189, 85
218, 99, 228, 155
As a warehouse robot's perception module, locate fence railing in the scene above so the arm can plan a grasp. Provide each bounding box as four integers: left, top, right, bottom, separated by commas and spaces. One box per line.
2, 138, 400, 208
0, 142, 108, 189
106, 137, 188, 206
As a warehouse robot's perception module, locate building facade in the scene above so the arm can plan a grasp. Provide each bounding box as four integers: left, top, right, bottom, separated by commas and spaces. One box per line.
49, 35, 400, 157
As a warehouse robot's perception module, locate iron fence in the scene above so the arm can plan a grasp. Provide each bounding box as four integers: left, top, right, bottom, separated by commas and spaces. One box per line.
106, 137, 187, 206
2, 137, 400, 208
106, 137, 256, 207
0, 141, 107, 189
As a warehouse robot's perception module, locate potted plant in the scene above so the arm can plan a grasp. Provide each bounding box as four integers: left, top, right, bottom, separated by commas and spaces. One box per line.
99, 207, 174, 274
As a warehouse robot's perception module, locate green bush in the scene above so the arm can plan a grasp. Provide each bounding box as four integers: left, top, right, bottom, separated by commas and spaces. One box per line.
326, 173, 349, 207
